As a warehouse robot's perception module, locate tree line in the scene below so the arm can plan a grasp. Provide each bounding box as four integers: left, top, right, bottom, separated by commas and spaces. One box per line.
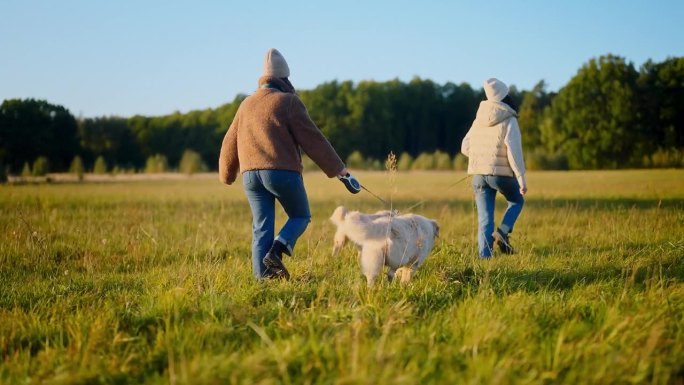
1, 54, 683, 179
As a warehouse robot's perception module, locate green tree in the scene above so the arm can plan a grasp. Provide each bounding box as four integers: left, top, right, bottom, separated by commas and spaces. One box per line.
79, 116, 142, 170
433, 150, 452, 170
453, 153, 468, 171
518, 80, 553, 150
179, 149, 205, 175
540, 55, 640, 169
299, 78, 481, 162
69, 155, 85, 181
93, 156, 108, 174
637, 57, 684, 164
299, 81, 356, 160
411, 153, 435, 170
145, 154, 168, 173
0, 99, 79, 173
397, 152, 413, 171
346, 151, 365, 169
32, 156, 49, 176
442, 82, 481, 156
179, 109, 223, 169
21, 162, 31, 177
400, 78, 442, 157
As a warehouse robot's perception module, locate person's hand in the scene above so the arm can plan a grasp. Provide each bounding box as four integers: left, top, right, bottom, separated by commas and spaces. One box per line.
338, 170, 361, 194
520, 186, 528, 195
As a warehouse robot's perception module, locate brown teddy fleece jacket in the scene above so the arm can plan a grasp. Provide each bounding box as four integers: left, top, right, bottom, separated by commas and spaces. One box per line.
219, 77, 345, 185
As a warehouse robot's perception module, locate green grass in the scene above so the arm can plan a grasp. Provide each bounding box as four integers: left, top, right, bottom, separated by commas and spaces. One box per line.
1, 170, 683, 385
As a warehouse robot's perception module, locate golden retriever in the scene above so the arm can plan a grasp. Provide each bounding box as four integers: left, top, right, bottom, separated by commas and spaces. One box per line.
329, 206, 439, 286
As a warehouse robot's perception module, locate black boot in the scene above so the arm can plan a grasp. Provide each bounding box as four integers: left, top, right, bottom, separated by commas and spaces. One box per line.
263, 240, 290, 280
492, 228, 514, 254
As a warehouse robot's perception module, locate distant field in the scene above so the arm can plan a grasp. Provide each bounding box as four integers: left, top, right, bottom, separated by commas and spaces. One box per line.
1, 170, 683, 384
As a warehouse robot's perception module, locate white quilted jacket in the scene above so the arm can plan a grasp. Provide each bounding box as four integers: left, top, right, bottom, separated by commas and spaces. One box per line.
461, 101, 526, 189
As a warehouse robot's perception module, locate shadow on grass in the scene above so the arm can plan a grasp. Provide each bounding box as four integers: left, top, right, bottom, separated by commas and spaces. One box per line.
490, 260, 684, 294
437, 251, 683, 296
411, 241, 684, 315
381, 197, 684, 212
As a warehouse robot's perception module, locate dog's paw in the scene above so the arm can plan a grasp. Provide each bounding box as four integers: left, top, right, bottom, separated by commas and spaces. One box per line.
395, 267, 413, 284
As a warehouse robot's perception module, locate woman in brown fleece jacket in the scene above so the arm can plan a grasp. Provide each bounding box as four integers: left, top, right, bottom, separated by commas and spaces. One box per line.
219, 48, 360, 280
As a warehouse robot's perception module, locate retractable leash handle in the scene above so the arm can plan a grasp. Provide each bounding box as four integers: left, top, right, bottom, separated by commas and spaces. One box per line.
338, 172, 361, 194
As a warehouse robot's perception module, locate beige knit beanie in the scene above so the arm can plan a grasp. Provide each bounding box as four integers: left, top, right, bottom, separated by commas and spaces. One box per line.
262, 48, 290, 78
483, 78, 508, 102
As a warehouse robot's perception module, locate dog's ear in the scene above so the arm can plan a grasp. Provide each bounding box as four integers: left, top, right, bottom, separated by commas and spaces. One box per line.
330, 206, 347, 224
432, 220, 440, 237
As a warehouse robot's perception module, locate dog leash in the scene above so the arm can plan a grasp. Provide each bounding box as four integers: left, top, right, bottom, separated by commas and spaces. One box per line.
401, 174, 471, 212
361, 184, 390, 206
357, 174, 471, 212
446, 174, 471, 189
340, 172, 391, 206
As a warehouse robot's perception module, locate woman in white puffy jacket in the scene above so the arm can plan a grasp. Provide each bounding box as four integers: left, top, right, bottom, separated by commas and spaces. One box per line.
461, 78, 527, 258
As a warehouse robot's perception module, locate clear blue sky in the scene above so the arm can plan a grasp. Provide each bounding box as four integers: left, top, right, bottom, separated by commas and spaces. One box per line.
1, 0, 682, 118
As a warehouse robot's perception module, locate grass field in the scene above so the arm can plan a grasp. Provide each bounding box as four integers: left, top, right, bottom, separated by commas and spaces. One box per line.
1, 169, 683, 385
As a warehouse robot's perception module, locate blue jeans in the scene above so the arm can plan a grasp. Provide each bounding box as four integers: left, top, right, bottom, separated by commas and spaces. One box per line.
243, 170, 311, 279
472, 175, 524, 258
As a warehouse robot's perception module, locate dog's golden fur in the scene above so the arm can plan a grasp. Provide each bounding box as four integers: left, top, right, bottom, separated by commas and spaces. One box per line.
329, 206, 439, 286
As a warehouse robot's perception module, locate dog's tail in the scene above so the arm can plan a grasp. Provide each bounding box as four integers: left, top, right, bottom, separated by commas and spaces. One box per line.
432, 220, 440, 237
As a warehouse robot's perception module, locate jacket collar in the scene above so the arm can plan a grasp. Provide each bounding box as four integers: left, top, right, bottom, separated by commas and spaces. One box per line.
258, 76, 295, 93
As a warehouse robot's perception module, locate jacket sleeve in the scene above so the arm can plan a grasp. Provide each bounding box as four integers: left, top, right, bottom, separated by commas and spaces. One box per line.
287, 95, 345, 177
218, 114, 240, 185
461, 130, 471, 157
503, 118, 526, 188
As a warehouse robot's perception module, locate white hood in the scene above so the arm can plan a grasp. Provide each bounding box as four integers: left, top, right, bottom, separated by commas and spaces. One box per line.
474, 100, 517, 127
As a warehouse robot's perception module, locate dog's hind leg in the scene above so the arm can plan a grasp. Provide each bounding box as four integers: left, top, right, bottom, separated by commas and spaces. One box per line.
360, 245, 384, 287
